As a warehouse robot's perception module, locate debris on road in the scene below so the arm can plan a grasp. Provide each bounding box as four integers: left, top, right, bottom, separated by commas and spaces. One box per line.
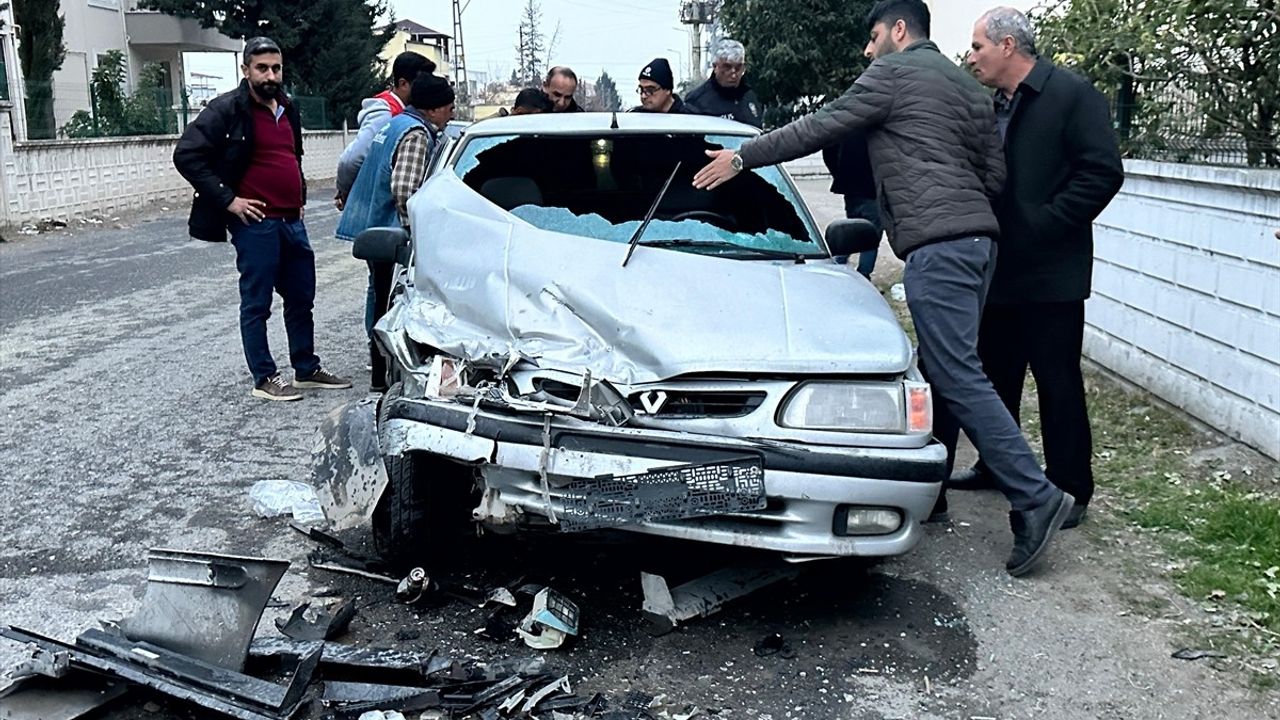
752, 633, 796, 659
249, 479, 325, 523
1172, 648, 1229, 661
274, 597, 357, 641
641, 564, 799, 635
395, 567, 438, 604
517, 587, 581, 650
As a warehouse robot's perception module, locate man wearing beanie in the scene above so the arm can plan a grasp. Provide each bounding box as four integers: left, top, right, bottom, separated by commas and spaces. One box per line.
336, 73, 454, 390
633, 58, 686, 114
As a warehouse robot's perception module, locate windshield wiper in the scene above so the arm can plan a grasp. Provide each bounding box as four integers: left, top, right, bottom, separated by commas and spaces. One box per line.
638, 238, 809, 261
622, 161, 682, 267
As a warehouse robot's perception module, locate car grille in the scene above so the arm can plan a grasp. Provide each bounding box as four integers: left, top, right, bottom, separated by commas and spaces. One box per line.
628, 390, 766, 418
535, 380, 766, 419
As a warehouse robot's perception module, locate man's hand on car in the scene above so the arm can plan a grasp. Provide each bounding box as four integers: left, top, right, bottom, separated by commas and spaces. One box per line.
693, 149, 740, 190
227, 197, 267, 224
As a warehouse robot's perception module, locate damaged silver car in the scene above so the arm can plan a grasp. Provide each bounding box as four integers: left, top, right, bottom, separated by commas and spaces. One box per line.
315, 113, 945, 567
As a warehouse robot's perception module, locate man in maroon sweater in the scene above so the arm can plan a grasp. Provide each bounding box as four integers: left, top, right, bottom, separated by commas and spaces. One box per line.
174, 37, 351, 401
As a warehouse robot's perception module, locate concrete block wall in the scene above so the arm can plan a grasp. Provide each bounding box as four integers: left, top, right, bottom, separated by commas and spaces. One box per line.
1087, 160, 1280, 459
0, 127, 346, 228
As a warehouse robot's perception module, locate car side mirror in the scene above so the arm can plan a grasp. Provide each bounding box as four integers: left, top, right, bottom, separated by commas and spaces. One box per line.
353, 227, 411, 266
825, 219, 881, 257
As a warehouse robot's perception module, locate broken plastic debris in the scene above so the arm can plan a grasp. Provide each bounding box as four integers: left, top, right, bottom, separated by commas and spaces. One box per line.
516, 588, 580, 650
395, 567, 438, 604
1171, 648, 1227, 660
889, 283, 906, 302
274, 597, 356, 641
357, 712, 408, 720
249, 480, 325, 523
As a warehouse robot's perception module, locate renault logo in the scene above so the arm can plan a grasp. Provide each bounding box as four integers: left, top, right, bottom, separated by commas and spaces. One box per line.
638, 390, 668, 415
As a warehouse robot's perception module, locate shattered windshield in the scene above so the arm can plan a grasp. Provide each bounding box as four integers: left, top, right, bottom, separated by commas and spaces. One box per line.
449, 133, 824, 257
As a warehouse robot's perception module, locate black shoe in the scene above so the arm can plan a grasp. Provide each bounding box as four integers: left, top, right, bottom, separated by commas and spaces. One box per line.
1060, 504, 1088, 530
947, 465, 998, 491
1006, 489, 1075, 577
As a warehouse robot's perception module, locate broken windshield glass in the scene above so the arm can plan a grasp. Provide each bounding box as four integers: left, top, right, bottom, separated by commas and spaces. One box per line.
448, 132, 824, 257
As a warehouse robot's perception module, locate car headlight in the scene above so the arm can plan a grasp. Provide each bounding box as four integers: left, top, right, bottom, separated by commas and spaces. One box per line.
778, 381, 932, 434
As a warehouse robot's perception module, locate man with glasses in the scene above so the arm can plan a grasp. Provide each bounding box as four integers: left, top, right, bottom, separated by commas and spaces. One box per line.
543, 66, 584, 112
633, 58, 686, 114
685, 39, 762, 128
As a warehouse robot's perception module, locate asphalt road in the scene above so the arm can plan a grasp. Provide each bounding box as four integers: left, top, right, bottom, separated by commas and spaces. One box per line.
0, 182, 1274, 719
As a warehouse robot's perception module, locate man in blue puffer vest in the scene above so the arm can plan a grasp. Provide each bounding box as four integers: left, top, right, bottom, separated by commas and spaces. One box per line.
337, 73, 455, 390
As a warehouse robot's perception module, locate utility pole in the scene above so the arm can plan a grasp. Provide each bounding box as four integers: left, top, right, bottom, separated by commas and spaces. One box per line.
452, 0, 471, 118
679, 1, 720, 80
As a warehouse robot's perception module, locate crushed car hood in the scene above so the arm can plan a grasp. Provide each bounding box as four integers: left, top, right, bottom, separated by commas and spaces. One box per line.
386, 173, 913, 386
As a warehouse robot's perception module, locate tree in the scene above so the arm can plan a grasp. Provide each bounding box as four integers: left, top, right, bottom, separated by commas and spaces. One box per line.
593, 70, 621, 111
719, 0, 874, 127
12, 0, 67, 139
514, 0, 545, 86
140, 0, 392, 127
1033, 0, 1278, 167
61, 51, 174, 138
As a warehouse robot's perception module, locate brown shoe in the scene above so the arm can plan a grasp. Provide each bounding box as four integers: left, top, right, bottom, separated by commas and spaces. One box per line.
253, 374, 303, 401
293, 368, 353, 390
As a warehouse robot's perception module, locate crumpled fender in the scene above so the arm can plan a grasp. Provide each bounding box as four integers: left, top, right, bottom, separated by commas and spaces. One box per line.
310, 396, 388, 530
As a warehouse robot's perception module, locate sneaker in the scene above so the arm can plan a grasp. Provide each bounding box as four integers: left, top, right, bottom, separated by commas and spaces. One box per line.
1006, 489, 1075, 577
253, 374, 303, 401
293, 368, 353, 390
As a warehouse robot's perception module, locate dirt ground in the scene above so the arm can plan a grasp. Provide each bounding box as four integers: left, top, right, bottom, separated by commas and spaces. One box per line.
0, 180, 1276, 719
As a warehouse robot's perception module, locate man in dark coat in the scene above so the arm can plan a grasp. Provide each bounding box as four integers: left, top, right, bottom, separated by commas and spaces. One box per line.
693, 0, 1075, 578
633, 58, 686, 114
821, 133, 880, 276
684, 39, 763, 127
174, 37, 351, 401
947, 7, 1124, 529
544, 67, 585, 112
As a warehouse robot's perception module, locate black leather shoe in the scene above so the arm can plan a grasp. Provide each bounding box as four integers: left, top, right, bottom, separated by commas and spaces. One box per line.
1006, 489, 1075, 577
947, 465, 998, 491
1060, 504, 1088, 530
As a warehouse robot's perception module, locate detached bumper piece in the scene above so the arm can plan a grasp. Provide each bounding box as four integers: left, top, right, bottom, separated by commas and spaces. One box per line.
0, 626, 317, 720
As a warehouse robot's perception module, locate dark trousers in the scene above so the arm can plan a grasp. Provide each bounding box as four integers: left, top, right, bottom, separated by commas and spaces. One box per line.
368, 260, 395, 388
228, 218, 320, 386
975, 301, 1094, 506
903, 237, 1056, 512
836, 195, 880, 278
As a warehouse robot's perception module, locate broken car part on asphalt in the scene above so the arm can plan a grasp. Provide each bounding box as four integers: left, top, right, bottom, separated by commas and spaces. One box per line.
118, 549, 289, 671
274, 597, 357, 641
641, 564, 800, 634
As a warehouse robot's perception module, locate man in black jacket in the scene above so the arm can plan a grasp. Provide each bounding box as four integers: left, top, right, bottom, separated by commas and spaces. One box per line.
948, 8, 1124, 528
693, 0, 1075, 577
822, 133, 880, 277
633, 59, 686, 114
174, 37, 351, 401
544, 67, 585, 113
684, 39, 762, 127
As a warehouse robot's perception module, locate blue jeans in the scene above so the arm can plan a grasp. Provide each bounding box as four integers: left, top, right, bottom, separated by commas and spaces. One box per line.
228, 217, 321, 385
833, 195, 880, 278
904, 237, 1056, 512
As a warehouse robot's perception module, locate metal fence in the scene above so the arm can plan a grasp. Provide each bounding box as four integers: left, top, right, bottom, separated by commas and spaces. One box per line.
1113, 83, 1279, 168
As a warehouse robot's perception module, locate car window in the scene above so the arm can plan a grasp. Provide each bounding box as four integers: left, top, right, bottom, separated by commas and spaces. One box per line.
448, 133, 824, 257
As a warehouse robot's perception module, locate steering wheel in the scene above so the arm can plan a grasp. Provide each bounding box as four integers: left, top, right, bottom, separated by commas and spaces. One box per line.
669, 210, 736, 229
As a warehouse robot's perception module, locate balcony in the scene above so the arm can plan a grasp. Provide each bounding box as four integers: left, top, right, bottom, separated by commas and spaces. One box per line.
125, 11, 241, 53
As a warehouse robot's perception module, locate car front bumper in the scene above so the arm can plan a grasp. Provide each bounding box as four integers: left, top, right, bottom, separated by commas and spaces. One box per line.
382, 397, 946, 558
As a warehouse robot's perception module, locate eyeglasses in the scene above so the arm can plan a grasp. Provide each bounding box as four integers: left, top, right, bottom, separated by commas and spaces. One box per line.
636, 85, 661, 96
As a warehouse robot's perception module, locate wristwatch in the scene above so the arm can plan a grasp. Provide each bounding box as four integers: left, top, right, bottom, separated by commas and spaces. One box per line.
730, 151, 744, 172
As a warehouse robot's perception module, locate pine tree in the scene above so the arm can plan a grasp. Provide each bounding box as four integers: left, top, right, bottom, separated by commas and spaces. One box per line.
12, 0, 67, 138
514, 0, 545, 86
594, 71, 621, 112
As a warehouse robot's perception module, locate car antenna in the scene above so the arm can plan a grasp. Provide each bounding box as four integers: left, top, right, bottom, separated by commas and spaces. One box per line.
622, 161, 682, 268
610, 111, 619, 129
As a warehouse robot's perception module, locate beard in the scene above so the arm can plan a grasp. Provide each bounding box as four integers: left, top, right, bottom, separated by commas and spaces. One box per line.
251, 80, 280, 98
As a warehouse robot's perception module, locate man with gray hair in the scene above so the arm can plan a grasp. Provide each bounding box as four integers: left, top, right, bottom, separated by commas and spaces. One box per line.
684, 39, 763, 127
947, 7, 1123, 530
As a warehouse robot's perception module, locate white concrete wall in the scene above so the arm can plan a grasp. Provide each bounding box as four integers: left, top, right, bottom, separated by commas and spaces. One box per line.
0, 125, 346, 226
1087, 160, 1280, 459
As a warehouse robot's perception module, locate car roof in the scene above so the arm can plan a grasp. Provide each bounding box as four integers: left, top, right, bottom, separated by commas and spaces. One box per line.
460, 112, 762, 138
